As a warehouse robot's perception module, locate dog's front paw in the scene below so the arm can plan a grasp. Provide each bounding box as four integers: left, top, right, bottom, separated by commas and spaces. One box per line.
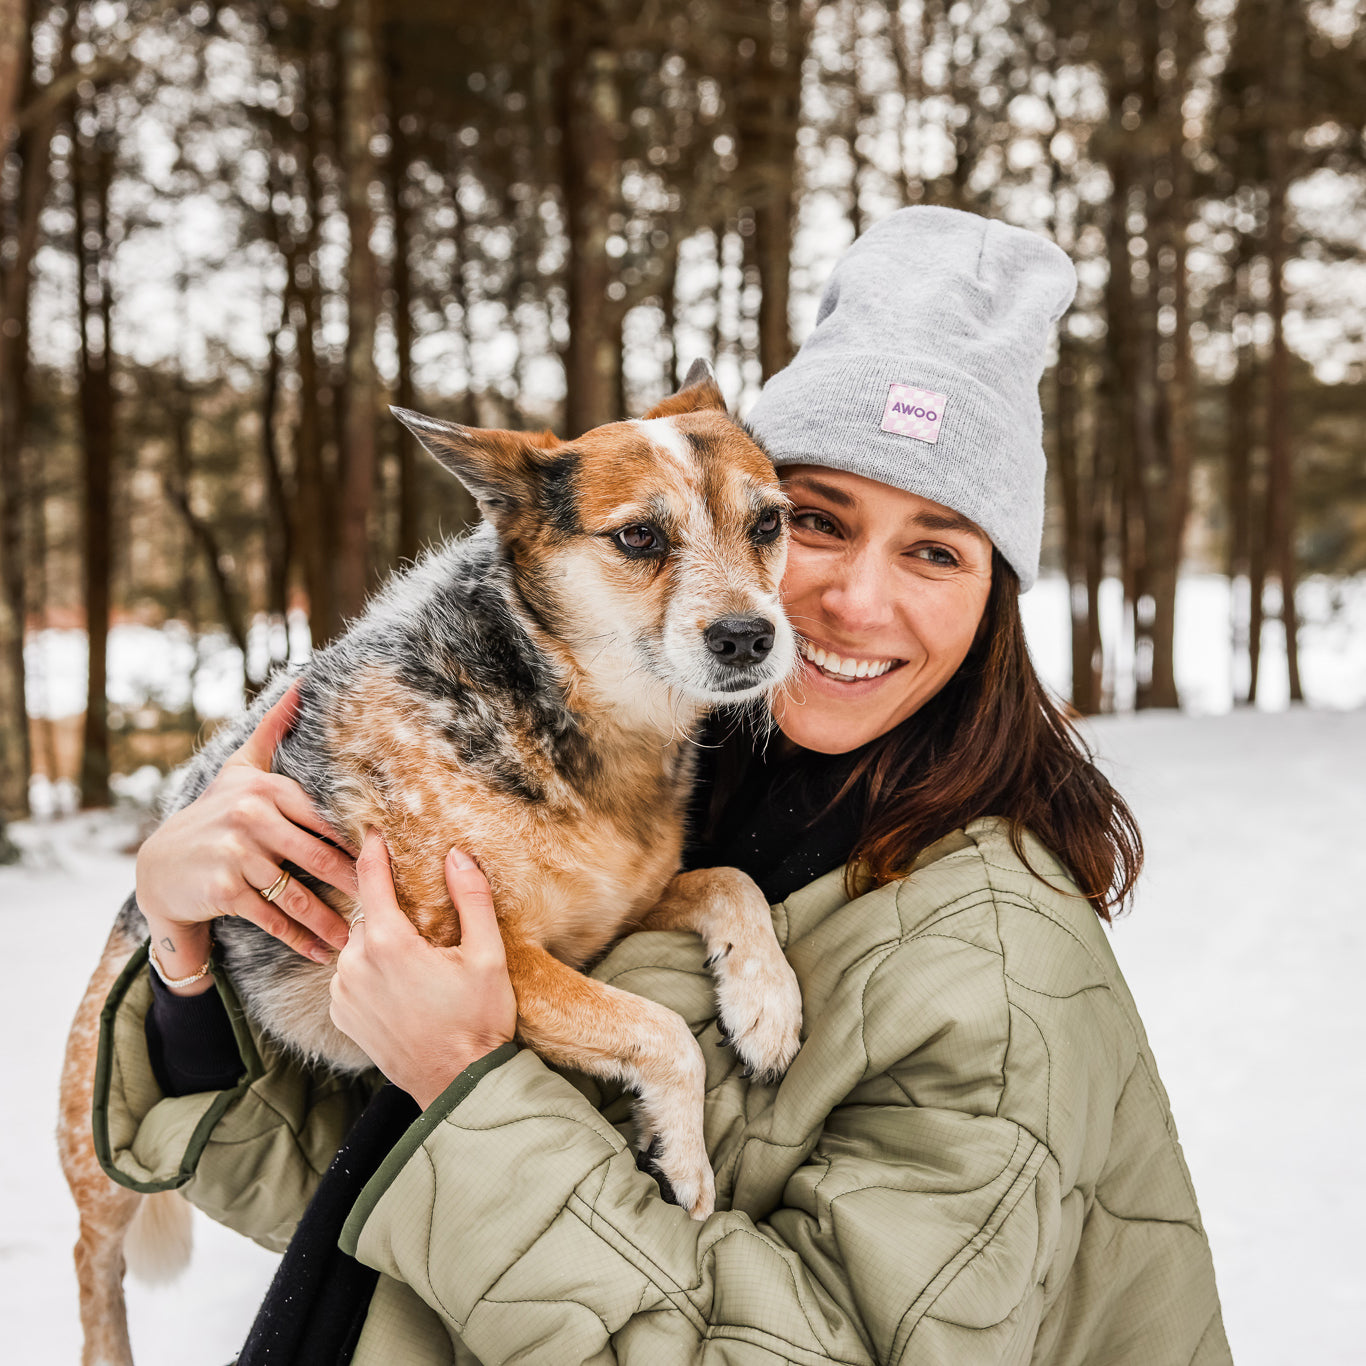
712, 941, 803, 1081
661, 1144, 717, 1221
636, 1124, 716, 1220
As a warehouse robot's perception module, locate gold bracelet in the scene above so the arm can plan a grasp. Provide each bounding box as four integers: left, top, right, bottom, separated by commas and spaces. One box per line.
148, 937, 213, 989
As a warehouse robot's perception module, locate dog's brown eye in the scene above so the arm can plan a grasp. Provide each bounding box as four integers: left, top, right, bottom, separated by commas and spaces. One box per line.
615, 524, 664, 555
753, 509, 782, 542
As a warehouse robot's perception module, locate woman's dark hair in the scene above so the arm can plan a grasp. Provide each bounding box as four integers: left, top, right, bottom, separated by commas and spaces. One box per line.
726, 549, 1142, 919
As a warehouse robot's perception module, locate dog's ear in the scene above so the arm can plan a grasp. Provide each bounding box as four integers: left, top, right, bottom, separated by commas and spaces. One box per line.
391, 407, 559, 522
641, 358, 728, 420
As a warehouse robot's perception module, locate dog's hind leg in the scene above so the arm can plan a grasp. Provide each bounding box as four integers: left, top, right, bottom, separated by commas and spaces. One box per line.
641, 867, 803, 1082
59, 922, 157, 1366
503, 938, 716, 1219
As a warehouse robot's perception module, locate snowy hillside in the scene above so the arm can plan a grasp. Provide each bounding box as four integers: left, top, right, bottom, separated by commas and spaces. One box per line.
1, 706, 1363, 1364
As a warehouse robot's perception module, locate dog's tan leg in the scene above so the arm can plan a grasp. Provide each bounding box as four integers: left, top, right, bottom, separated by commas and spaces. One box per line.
58, 924, 146, 1366
642, 867, 803, 1080
504, 938, 716, 1219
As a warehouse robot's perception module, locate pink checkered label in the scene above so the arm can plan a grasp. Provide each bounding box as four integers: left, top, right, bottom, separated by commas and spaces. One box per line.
880, 384, 948, 444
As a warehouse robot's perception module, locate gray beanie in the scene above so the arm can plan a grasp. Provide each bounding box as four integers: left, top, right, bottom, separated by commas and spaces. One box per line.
745, 206, 1076, 591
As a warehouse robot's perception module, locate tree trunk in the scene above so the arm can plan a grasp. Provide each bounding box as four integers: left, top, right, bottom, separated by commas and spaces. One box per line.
333, 0, 382, 625
842, 0, 867, 240
386, 85, 419, 563
1102, 138, 1146, 710
736, 0, 806, 381
659, 242, 679, 387
1055, 327, 1096, 713
0, 0, 24, 145
290, 37, 338, 646
169, 375, 252, 677
260, 327, 291, 672
883, 0, 923, 204
1262, 0, 1302, 704
558, 3, 623, 433
1144, 7, 1194, 711
75, 118, 115, 809
0, 0, 62, 817
708, 220, 727, 369
1226, 251, 1256, 704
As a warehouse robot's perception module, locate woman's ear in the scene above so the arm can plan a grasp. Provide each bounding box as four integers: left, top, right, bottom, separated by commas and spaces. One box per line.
642, 358, 728, 419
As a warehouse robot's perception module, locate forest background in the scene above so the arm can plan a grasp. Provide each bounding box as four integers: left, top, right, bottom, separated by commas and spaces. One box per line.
1, 0, 1364, 826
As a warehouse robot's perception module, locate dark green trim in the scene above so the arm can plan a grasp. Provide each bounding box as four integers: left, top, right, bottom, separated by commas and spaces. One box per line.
93, 940, 265, 1194
339, 1040, 520, 1256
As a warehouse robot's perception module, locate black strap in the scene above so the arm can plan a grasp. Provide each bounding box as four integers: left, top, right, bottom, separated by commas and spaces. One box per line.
236, 1083, 420, 1366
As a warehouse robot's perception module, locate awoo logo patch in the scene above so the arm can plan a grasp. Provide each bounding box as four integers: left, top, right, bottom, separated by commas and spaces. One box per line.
880, 384, 947, 444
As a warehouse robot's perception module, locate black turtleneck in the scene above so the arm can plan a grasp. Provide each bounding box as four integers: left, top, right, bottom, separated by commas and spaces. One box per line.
683, 716, 868, 904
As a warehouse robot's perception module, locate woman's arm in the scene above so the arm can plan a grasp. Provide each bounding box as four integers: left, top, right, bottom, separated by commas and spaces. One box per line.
95, 681, 370, 1238
326, 854, 1061, 1365
96, 817, 514, 1242
131, 681, 359, 1096
340, 973, 1056, 1365
95, 942, 378, 1251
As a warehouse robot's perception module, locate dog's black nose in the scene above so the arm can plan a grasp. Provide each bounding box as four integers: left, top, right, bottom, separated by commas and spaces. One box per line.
704, 616, 775, 665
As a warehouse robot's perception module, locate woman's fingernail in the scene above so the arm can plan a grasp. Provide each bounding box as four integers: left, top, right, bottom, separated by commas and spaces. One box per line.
309, 944, 332, 964
448, 846, 473, 869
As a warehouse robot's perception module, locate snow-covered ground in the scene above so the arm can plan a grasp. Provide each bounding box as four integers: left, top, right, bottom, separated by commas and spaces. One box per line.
2, 706, 1363, 1363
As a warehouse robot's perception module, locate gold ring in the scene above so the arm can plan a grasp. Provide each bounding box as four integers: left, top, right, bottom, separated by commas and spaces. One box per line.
258, 870, 292, 904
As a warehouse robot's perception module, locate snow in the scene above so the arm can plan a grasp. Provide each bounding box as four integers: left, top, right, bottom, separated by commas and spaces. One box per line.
2, 680, 1364, 1360
0, 812, 282, 1361
25, 573, 1366, 730
1090, 707, 1366, 1365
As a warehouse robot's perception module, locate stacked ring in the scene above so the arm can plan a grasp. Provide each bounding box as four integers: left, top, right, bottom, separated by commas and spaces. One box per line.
257, 870, 292, 904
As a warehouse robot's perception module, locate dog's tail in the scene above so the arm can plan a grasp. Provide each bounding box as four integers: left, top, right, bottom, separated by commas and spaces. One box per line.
123, 1190, 194, 1285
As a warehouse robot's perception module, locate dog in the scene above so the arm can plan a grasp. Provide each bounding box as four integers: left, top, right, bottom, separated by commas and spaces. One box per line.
58, 359, 804, 1366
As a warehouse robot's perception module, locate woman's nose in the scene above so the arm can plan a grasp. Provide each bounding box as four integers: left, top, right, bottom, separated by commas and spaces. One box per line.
820, 549, 895, 633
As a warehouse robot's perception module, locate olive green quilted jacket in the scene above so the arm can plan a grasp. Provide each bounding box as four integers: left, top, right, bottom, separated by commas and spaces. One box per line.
95, 818, 1231, 1364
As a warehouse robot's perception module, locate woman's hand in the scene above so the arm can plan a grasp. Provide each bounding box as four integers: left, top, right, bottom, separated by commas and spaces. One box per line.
136, 682, 357, 994
329, 833, 518, 1108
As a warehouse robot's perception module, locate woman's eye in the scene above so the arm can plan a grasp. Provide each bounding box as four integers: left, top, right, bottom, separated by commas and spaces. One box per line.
616, 524, 662, 553
793, 511, 838, 536
913, 545, 959, 568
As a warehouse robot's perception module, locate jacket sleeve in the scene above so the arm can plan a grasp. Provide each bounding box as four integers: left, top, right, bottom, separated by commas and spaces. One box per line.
340, 931, 1062, 1365
94, 944, 377, 1252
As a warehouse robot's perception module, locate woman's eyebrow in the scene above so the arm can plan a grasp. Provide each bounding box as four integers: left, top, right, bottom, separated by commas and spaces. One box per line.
785, 475, 985, 541
909, 509, 986, 540
782, 475, 857, 508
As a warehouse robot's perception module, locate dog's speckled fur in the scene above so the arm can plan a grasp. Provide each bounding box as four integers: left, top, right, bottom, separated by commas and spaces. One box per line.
60, 364, 805, 1364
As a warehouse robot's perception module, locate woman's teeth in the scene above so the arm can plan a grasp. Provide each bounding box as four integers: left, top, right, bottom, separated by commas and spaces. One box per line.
799, 640, 899, 681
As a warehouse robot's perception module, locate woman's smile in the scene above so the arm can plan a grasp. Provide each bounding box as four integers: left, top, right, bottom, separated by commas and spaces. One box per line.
796, 637, 906, 689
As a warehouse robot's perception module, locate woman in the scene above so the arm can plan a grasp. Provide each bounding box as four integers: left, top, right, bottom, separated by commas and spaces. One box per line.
99, 207, 1231, 1363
